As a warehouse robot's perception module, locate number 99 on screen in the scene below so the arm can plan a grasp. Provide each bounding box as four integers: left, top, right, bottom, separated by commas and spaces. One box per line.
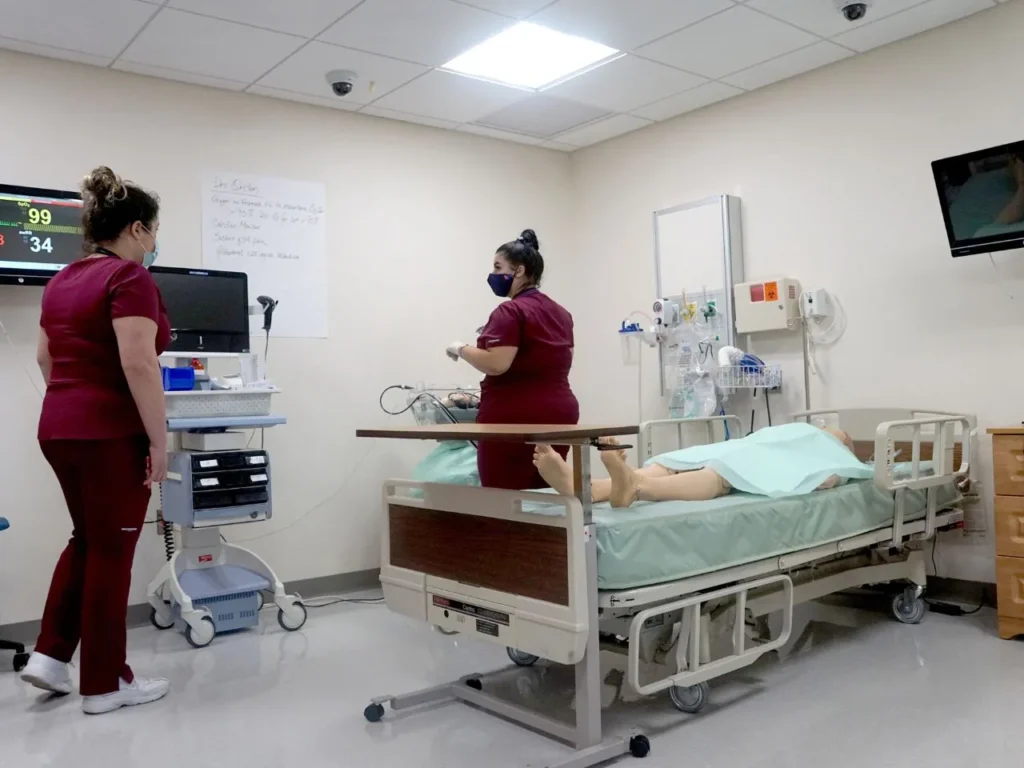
28, 208, 52, 226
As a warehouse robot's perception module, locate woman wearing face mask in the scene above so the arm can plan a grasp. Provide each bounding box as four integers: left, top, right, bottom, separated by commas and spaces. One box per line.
446, 229, 578, 489
20, 167, 171, 715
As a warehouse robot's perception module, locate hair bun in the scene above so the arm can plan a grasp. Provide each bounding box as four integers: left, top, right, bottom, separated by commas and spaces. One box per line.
518, 229, 539, 251
82, 166, 126, 204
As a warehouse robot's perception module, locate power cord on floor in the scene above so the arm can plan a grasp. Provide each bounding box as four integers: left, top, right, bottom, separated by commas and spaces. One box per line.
925, 536, 984, 616
258, 594, 384, 610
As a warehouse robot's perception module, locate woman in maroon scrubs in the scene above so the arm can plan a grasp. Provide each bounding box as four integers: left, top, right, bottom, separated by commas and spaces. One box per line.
447, 230, 578, 489
21, 167, 171, 715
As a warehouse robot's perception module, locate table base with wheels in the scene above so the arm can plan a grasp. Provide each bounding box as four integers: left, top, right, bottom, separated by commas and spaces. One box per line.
1, 640, 29, 672
363, 671, 648, 768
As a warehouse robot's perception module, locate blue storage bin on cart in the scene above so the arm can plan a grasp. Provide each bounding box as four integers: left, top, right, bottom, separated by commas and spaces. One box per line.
162, 366, 196, 392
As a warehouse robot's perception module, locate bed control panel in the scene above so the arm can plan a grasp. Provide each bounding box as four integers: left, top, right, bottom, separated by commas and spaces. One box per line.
161, 450, 272, 529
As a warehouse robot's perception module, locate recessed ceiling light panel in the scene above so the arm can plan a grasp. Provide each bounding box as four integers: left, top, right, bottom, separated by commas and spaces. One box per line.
442, 22, 619, 90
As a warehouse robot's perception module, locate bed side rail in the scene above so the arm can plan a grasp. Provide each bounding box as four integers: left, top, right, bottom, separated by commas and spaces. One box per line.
626, 574, 793, 696
638, 416, 742, 463
871, 415, 973, 491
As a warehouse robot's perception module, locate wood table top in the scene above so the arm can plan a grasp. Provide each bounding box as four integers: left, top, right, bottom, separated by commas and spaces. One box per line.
355, 423, 639, 444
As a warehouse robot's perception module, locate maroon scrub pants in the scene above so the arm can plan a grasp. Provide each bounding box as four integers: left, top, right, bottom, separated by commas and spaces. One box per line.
35, 437, 150, 696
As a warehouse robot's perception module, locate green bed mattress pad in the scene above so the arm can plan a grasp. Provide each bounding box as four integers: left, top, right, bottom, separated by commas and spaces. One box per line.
526, 467, 958, 591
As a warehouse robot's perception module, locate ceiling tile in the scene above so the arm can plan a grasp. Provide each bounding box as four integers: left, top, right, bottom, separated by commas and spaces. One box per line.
543, 54, 705, 113
457, 125, 546, 145
637, 5, 817, 79
119, 9, 305, 83
257, 42, 427, 105
475, 94, 609, 137
371, 69, 529, 123
833, 0, 996, 52
747, 0, 922, 38
631, 81, 742, 121
359, 106, 459, 129
114, 61, 249, 90
319, 0, 512, 67
248, 84, 362, 110
721, 41, 852, 90
532, 0, 734, 51
0, 35, 114, 67
455, 0, 555, 18
555, 114, 652, 147
167, 0, 363, 37
0, 0, 156, 57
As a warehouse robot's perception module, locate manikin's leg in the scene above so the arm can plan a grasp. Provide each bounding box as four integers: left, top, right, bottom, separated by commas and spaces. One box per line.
600, 450, 730, 509
533, 440, 670, 503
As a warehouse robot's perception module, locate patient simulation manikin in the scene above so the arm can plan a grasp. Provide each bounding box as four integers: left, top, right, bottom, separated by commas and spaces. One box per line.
534, 423, 869, 508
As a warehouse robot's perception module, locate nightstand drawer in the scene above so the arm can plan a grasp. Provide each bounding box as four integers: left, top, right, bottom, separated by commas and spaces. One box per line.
996, 556, 1024, 619
993, 436, 1024, 497
996, 496, 1024, 557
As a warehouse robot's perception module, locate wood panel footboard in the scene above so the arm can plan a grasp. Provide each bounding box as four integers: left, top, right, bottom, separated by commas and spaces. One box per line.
388, 504, 569, 606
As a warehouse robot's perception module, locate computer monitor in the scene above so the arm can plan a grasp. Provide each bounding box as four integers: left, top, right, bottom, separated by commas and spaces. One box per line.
0, 184, 85, 285
150, 267, 250, 354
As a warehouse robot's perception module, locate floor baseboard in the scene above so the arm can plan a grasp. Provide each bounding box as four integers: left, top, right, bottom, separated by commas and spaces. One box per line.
0, 568, 381, 648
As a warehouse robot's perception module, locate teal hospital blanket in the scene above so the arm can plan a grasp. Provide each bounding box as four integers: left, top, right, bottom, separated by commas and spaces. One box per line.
647, 422, 873, 498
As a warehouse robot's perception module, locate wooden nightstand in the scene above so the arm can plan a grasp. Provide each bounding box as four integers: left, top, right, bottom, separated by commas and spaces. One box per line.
988, 427, 1024, 639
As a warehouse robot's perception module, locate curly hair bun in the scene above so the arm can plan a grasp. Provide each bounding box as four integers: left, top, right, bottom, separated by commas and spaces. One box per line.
81, 166, 126, 204
518, 229, 539, 251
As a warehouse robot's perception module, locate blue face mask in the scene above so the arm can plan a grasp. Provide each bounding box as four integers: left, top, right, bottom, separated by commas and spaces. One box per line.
139, 225, 159, 269
487, 273, 514, 297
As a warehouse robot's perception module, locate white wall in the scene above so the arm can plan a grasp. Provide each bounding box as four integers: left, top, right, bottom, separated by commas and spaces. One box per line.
567, 0, 1024, 582
0, 51, 573, 624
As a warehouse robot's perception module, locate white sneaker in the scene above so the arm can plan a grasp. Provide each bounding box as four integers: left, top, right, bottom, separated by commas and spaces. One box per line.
82, 676, 170, 715
21, 652, 73, 695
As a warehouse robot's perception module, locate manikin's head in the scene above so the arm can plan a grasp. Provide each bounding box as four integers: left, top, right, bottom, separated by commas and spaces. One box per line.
823, 426, 856, 453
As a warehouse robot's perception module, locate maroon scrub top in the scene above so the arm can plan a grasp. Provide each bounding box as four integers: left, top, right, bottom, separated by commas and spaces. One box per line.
38, 254, 171, 442
476, 287, 579, 489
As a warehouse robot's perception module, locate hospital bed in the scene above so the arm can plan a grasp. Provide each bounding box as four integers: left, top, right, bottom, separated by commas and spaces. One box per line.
355, 408, 973, 767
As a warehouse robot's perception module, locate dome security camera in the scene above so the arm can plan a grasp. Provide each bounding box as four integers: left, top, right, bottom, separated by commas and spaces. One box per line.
325, 69, 358, 98
834, 0, 873, 22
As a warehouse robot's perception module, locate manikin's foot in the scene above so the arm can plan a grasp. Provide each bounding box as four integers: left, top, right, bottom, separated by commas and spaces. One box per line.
533, 445, 574, 496
598, 437, 627, 462
600, 449, 641, 509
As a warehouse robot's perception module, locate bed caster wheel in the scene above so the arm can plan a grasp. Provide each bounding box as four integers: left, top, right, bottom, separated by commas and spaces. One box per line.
13, 653, 29, 673
364, 703, 386, 723
185, 617, 216, 649
668, 681, 709, 714
150, 607, 174, 631
278, 603, 308, 632
629, 735, 651, 758
507, 648, 539, 667
255, 592, 265, 611
465, 677, 483, 691
891, 592, 926, 625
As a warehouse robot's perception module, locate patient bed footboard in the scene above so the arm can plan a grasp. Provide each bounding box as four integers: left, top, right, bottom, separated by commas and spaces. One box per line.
380, 480, 589, 665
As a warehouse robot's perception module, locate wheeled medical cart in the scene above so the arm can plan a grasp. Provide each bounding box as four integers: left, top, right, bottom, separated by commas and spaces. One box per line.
147, 354, 306, 648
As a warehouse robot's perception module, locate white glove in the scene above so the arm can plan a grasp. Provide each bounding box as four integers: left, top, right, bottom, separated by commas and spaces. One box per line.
446, 341, 467, 361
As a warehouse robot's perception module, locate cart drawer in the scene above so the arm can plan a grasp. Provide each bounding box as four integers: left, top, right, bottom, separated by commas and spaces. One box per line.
993, 436, 1024, 497
996, 555, 1024, 619
996, 496, 1024, 558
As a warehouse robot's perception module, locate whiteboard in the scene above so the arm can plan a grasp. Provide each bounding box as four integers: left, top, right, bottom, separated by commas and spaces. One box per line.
201, 171, 327, 338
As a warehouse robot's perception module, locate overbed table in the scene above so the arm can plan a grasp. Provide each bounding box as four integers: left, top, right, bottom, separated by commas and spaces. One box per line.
355, 423, 645, 768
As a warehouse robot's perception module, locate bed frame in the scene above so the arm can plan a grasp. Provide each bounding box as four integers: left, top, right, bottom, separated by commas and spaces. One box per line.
355, 410, 974, 768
